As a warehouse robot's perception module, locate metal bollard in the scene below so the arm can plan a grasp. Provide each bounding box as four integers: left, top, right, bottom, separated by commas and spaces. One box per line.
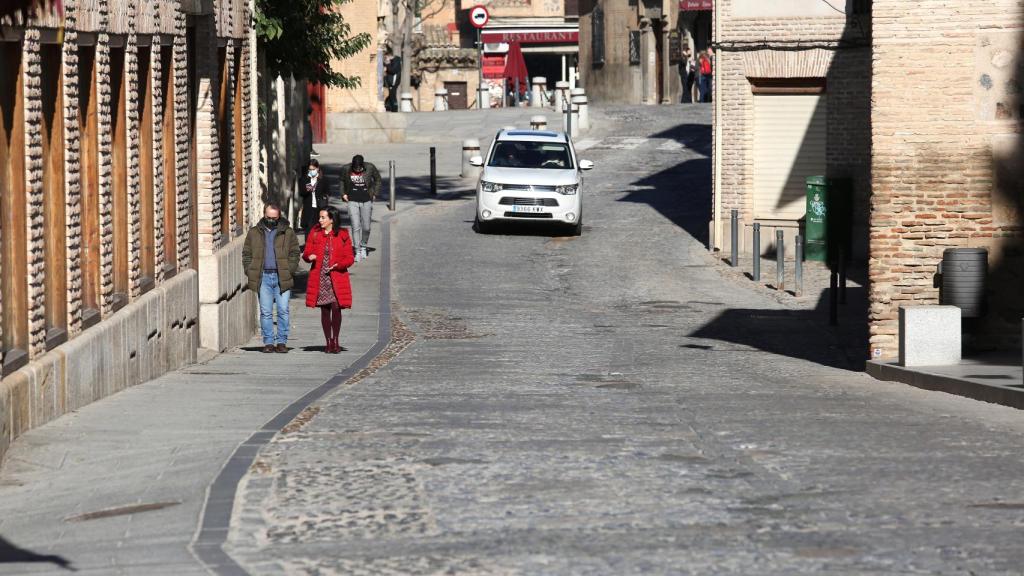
839, 244, 848, 305
388, 160, 396, 211
752, 222, 761, 281
429, 146, 437, 196
776, 229, 785, 291
830, 267, 839, 326
730, 210, 739, 267
795, 234, 803, 296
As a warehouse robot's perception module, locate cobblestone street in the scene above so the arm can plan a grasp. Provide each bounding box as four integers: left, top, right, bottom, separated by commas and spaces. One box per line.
221, 106, 1024, 575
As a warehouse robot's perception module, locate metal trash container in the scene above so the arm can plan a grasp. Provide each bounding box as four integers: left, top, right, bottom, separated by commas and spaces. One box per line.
804, 176, 852, 262
940, 247, 988, 318
805, 176, 829, 261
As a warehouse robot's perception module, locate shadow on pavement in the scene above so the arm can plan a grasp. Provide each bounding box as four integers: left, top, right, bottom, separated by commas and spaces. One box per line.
651, 122, 712, 157
0, 537, 75, 571
689, 285, 869, 372
619, 156, 712, 247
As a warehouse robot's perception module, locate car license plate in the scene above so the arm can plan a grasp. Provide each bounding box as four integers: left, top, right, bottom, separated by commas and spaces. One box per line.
512, 205, 545, 213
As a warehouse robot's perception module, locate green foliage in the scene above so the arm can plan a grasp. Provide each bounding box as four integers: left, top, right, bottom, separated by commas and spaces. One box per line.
255, 0, 372, 88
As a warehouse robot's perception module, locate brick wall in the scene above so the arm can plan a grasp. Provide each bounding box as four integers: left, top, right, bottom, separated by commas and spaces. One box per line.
0, 0, 257, 462
869, 0, 1024, 359
712, 0, 872, 262
328, 0, 383, 113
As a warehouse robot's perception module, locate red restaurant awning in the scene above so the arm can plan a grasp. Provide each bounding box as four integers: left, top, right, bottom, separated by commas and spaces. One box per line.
680, 0, 712, 10
481, 29, 579, 44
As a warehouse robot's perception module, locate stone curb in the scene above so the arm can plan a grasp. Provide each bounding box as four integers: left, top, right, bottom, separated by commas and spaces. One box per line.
189, 215, 395, 575
866, 360, 1024, 410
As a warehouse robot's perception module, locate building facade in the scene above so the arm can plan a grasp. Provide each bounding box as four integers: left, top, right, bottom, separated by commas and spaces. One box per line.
868, 0, 1023, 359
0, 0, 263, 462
577, 0, 684, 105
708, 0, 872, 261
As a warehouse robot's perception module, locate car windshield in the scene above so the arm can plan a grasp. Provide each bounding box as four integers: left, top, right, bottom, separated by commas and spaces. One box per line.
488, 141, 574, 170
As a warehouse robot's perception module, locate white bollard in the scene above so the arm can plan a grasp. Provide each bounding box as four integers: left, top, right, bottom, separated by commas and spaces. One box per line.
530, 115, 547, 130
400, 92, 413, 112
554, 80, 569, 113
572, 94, 589, 131
434, 88, 448, 111
477, 87, 490, 109
563, 101, 579, 139
462, 138, 482, 178
531, 76, 547, 108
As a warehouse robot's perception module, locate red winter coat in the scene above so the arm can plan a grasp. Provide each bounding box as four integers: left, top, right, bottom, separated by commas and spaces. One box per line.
302, 227, 355, 308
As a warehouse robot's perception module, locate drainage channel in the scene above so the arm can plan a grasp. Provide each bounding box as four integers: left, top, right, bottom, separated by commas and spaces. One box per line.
189, 216, 396, 576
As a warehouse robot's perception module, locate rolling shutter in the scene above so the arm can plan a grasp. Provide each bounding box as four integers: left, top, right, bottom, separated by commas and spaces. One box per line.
753, 93, 827, 220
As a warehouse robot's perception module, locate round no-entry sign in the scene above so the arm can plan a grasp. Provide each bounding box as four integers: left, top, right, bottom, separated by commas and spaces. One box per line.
469, 5, 490, 29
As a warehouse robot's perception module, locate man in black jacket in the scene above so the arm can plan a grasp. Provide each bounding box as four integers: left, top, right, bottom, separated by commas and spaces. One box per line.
300, 159, 330, 232
384, 54, 402, 112
340, 155, 381, 262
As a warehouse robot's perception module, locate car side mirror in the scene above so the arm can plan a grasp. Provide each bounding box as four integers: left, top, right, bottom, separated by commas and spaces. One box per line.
469, 156, 484, 167
579, 159, 594, 170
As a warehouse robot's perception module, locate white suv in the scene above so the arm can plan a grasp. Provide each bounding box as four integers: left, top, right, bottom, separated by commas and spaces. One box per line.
470, 129, 594, 235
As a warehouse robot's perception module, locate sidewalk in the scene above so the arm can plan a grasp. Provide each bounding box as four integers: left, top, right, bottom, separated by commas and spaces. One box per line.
0, 225, 387, 574
867, 354, 1024, 409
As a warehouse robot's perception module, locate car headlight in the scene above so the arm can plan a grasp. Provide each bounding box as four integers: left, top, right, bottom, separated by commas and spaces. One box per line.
481, 181, 503, 193
555, 184, 578, 195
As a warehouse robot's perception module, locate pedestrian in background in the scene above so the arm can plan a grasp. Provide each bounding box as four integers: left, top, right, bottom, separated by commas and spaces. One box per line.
242, 203, 301, 353
303, 206, 355, 353
384, 53, 402, 112
698, 47, 713, 103
340, 154, 381, 262
681, 49, 695, 103
300, 159, 330, 233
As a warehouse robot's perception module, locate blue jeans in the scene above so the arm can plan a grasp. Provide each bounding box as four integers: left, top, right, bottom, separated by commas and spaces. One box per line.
258, 272, 291, 345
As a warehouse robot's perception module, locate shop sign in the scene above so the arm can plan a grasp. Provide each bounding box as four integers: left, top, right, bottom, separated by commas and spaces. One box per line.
679, 0, 713, 10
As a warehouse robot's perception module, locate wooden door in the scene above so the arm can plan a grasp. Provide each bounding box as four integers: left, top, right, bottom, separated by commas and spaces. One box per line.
444, 81, 468, 110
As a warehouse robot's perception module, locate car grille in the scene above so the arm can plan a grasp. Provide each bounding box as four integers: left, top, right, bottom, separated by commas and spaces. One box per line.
504, 212, 554, 219
500, 184, 558, 193
499, 197, 559, 207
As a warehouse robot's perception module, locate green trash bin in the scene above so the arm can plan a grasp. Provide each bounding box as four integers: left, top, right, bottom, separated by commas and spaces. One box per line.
805, 176, 829, 261
805, 176, 852, 263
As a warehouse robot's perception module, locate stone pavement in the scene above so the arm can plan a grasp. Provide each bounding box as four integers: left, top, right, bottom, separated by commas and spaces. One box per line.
223, 105, 1024, 575
0, 224, 385, 574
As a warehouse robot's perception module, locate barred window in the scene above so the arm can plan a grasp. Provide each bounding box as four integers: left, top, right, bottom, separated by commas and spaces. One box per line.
591, 5, 604, 67
629, 31, 641, 65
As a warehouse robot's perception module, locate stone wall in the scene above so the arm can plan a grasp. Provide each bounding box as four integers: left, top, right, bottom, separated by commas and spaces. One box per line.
0, 271, 199, 463
711, 0, 872, 260
0, 0, 257, 465
578, 0, 682, 105
869, 0, 1023, 359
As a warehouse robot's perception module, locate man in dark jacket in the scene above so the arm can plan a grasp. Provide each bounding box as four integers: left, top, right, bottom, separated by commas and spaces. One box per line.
340, 155, 381, 262
384, 54, 402, 112
300, 159, 331, 233
242, 203, 301, 353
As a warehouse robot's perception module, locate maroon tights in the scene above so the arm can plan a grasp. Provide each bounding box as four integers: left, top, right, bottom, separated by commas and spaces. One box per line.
319, 303, 342, 342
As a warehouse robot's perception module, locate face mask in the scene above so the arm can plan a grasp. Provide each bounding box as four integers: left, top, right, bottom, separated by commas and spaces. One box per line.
308, 170, 317, 178
263, 217, 279, 228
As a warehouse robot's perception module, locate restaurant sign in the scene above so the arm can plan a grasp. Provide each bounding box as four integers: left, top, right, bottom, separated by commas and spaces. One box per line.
481, 30, 580, 44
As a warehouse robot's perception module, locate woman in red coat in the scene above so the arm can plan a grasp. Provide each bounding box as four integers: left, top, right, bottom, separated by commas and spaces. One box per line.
302, 206, 355, 353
